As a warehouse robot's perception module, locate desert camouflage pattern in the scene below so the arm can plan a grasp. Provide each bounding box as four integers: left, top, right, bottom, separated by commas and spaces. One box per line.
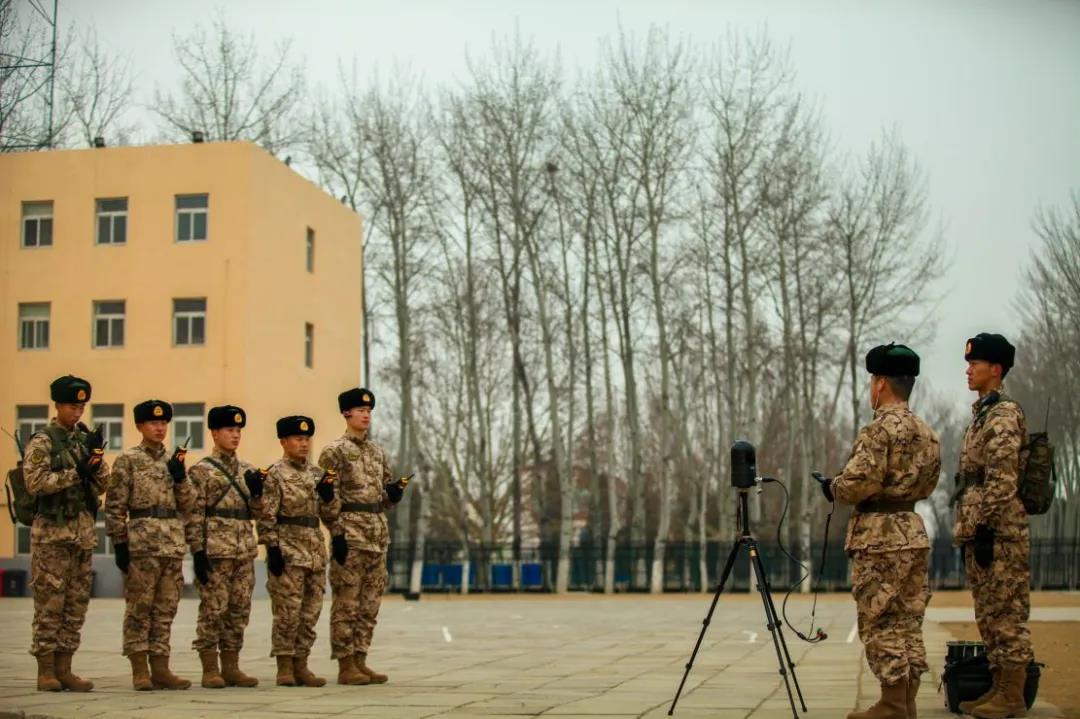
953, 391, 1030, 544
29, 544, 93, 656
106, 442, 197, 558
191, 558, 255, 653
329, 548, 388, 658
185, 448, 258, 559
122, 556, 183, 656
851, 548, 931, 685
832, 403, 941, 553
255, 457, 340, 570
317, 432, 393, 553
268, 565, 326, 657
23, 420, 109, 549
964, 537, 1034, 669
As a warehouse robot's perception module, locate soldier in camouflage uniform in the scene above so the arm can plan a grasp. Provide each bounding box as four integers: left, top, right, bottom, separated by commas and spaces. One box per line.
23, 375, 109, 692
184, 405, 260, 689
952, 333, 1034, 719
817, 344, 941, 719
319, 388, 406, 685
251, 415, 340, 687
105, 399, 197, 691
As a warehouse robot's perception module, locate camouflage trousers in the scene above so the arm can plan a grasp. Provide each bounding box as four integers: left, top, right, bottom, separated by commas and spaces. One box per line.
29, 542, 92, 656
268, 564, 326, 657
329, 548, 387, 658
852, 547, 931, 686
192, 557, 255, 653
965, 536, 1033, 669
122, 556, 183, 657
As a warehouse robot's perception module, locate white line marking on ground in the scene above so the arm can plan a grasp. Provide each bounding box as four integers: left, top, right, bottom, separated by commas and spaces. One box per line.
743, 631, 758, 643
847, 622, 859, 643
442, 626, 453, 643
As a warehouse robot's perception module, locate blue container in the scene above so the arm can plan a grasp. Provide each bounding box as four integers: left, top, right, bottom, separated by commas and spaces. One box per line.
443, 564, 463, 586
421, 564, 442, 588
491, 564, 513, 588
521, 563, 543, 587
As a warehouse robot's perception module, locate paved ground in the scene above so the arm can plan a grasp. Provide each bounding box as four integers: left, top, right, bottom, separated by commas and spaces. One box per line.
0, 593, 1069, 719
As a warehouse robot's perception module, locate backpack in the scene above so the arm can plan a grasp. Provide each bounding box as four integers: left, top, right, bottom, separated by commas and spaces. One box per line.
1018, 432, 1055, 515
5, 426, 79, 527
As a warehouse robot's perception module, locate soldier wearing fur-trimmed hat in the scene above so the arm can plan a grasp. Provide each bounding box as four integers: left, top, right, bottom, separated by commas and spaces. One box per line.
952, 333, 1034, 718
23, 375, 109, 692
815, 344, 941, 719
317, 388, 405, 685
105, 399, 198, 690
183, 405, 260, 689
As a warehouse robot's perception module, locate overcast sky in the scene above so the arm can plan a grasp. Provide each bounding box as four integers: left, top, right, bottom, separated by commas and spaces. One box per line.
65, 0, 1080, 406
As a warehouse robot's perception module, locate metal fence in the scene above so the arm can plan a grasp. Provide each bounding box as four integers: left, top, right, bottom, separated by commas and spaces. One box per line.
386, 538, 1080, 593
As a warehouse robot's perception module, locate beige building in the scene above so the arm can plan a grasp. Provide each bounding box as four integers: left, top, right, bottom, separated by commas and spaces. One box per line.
0, 141, 363, 580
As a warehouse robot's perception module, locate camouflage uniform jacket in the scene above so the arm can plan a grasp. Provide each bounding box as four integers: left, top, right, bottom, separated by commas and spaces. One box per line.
105, 441, 197, 558
832, 403, 941, 554
184, 448, 258, 560
22, 419, 109, 550
952, 390, 1029, 545
254, 457, 340, 570
317, 432, 393, 553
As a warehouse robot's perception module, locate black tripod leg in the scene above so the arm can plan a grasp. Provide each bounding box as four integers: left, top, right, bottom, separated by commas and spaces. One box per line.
759, 570, 808, 711
748, 542, 800, 719
668, 539, 742, 716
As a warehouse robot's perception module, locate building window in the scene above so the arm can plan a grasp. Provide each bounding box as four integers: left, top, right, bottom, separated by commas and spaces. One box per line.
306, 227, 315, 273
305, 322, 314, 368
16, 405, 48, 444
92, 403, 124, 451
175, 194, 208, 242
93, 300, 125, 348
96, 198, 128, 245
22, 201, 53, 248
18, 302, 50, 350
172, 403, 205, 451
173, 298, 206, 346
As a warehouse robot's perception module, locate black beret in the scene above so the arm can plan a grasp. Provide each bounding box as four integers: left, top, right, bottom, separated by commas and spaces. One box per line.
865, 343, 920, 377
965, 333, 1015, 370
208, 405, 246, 430
50, 375, 92, 403
338, 387, 375, 412
134, 400, 173, 424
277, 415, 315, 438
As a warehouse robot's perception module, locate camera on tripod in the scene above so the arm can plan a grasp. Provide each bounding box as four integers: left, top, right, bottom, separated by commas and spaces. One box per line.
730, 439, 759, 489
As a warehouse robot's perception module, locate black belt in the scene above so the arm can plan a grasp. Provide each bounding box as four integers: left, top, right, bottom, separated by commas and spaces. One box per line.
207, 507, 251, 520
129, 507, 178, 520
857, 499, 916, 513
276, 515, 319, 528
341, 502, 383, 514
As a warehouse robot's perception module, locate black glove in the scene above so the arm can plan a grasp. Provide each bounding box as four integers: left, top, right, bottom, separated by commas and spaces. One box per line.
193, 550, 213, 585
315, 469, 336, 503
244, 468, 266, 499
331, 534, 348, 565
85, 424, 106, 453
812, 472, 834, 503
166, 446, 187, 483
267, 545, 285, 577
974, 524, 995, 569
76, 449, 104, 482
114, 542, 130, 574
386, 473, 412, 504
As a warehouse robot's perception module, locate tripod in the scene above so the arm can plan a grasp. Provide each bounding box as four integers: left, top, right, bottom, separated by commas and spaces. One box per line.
669, 489, 807, 718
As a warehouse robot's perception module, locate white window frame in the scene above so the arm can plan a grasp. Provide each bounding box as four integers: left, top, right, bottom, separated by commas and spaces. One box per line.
21, 201, 53, 248
96, 197, 128, 245
18, 302, 50, 350
93, 300, 125, 348
91, 403, 124, 451
173, 298, 207, 347
172, 403, 205, 451
175, 194, 208, 243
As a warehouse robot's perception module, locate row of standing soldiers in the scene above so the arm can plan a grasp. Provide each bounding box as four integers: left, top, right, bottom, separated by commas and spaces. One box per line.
818, 333, 1034, 719
22, 382, 407, 691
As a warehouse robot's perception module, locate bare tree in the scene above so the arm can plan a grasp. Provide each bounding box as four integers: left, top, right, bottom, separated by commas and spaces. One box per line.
59, 26, 134, 147
154, 16, 304, 154
1, 0, 67, 150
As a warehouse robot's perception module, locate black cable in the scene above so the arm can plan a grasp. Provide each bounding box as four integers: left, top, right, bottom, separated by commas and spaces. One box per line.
760, 477, 831, 644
